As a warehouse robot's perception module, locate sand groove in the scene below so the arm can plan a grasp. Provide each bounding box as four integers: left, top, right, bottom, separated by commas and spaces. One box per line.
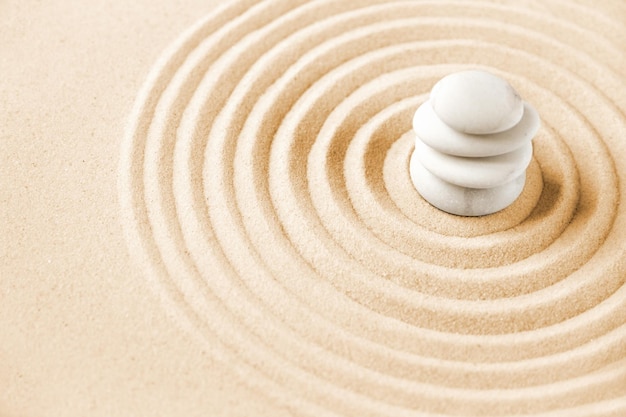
119, 0, 626, 415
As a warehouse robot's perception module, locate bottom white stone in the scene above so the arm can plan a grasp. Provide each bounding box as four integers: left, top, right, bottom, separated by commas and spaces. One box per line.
410, 150, 526, 217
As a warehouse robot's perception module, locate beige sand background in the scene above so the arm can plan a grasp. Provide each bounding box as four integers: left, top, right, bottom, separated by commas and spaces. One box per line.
1, 1, 288, 416
1, 0, 625, 416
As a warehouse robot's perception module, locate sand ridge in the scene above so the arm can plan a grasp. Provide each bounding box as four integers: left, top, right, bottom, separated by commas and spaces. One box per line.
117, 0, 626, 415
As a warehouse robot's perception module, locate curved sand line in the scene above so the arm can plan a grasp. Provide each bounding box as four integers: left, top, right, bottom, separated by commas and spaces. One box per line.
119, 0, 626, 415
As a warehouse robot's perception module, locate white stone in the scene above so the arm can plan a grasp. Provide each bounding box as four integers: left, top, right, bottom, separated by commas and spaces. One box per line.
430, 70, 524, 134
413, 100, 540, 157
414, 137, 533, 189
410, 151, 526, 216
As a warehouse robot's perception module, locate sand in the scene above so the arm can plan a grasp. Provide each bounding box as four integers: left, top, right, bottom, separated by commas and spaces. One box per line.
2, 0, 626, 416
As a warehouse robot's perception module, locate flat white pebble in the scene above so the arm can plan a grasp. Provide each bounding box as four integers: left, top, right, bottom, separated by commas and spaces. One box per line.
413, 100, 540, 157
414, 137, 533, 189
430, 70, 524, 134
410, 152, 526, 216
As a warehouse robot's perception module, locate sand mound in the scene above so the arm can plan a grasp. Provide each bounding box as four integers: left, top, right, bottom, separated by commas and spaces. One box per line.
119, 0, 626, 415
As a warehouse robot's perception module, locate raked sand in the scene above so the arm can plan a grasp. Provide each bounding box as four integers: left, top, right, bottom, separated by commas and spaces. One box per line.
2, 0, 626, 416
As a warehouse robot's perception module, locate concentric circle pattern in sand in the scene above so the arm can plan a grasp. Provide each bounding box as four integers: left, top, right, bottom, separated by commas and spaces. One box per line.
119, 0, 626, 415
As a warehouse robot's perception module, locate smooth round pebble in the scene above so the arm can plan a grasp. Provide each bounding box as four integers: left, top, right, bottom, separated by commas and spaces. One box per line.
414, 137, 533, 189
413, 100, 540, 157
430, 70, 524, 134
410, 151, 527, 216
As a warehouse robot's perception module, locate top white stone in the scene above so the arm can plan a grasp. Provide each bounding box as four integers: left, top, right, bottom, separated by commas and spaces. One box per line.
430, 70, 524, 135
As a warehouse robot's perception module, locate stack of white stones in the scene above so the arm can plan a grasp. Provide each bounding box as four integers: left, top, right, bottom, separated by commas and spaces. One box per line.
409, 70, 541, 216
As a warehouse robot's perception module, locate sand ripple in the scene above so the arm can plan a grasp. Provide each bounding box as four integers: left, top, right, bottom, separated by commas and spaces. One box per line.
119, 0, 626, 415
